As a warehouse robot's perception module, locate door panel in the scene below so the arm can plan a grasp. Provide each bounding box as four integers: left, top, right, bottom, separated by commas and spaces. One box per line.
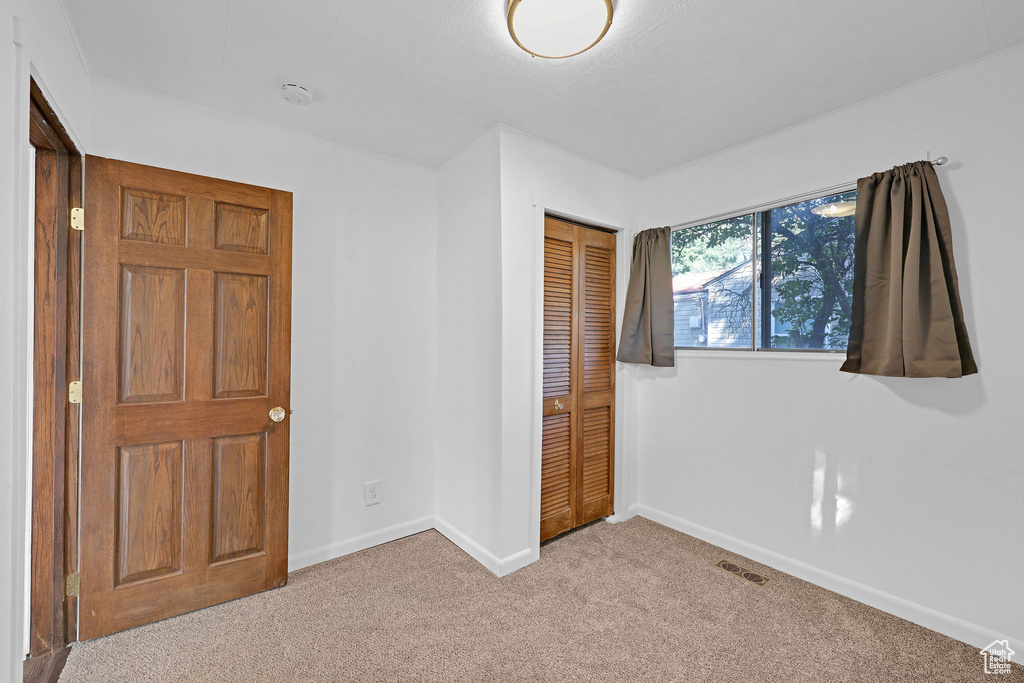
577, 229, 615, 526
540, 414, 573, 541
116, 441, 184, 585
581, 407, 611, 502
215, 203, 269, 254
583, 244, 614, 393
80, 156, 291, 640
118, 265, 185, 404
121, 188, 187, 245
541, 224, 576, 540
541, 217, 615, 542
213, 272, 269, 398
542, 232, 574, 401
210, 433, 267, 564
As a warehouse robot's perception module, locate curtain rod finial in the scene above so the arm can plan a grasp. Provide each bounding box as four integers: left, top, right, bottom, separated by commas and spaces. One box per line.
932, 156, 948, 166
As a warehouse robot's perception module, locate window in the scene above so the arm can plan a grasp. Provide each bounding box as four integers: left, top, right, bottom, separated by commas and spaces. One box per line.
671, 190, 857, 351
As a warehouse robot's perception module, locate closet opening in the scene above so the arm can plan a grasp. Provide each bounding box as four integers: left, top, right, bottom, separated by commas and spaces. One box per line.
540, 215, 616, 542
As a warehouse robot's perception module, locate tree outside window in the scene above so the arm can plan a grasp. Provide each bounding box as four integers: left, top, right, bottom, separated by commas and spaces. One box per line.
670, 190, 857, 351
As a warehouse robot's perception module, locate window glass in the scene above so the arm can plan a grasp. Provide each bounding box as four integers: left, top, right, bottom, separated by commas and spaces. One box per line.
764, 191, 856, 350
670, 215, 754, 349
671, 189, 857, 351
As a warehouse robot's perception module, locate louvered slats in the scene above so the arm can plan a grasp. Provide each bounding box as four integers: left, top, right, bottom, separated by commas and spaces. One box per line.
543, 237, 573, 400
582, 408, 611, 502
541, 414, 571, 519
541, 218, 615, 542
584, 245, 614, 393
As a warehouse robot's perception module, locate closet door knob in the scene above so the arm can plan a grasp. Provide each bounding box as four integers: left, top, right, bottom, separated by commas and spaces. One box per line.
269, 407, 287, 423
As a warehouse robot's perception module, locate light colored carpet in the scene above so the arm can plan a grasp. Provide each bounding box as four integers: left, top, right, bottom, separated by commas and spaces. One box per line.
60, 517, 1021, 682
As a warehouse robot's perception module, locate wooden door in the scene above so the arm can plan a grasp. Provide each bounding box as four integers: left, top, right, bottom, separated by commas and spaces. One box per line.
541, 217, 616, 542
79, 157, 292, 640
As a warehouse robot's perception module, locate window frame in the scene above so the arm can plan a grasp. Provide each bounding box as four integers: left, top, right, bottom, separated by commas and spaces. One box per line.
671, 182, 857, 354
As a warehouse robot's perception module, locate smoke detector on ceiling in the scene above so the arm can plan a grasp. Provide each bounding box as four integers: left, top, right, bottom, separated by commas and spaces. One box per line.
281, 83, 313, 106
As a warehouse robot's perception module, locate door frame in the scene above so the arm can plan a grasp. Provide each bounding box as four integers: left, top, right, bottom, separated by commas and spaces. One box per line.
528, 195, 636, 561
26, 76, 82, 674
543, 216, 618, 541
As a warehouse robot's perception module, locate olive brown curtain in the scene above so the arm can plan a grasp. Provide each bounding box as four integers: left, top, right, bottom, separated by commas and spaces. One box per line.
617, 227, 674, 367
841, 161, 977, 378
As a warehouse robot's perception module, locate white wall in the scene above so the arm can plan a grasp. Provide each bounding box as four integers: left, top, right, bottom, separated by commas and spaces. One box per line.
497, 128, 639, 566
2, 1, 92, 678
636, 47, 1024, 648
0, 14, 26, 682
86, 80, 440, 571
434, 129, 505, 567
434, 127, 640, 575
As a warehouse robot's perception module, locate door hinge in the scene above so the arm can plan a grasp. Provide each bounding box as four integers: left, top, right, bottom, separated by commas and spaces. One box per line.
65, 573, 80, 597
70, 207, 84, 231
68, 380, 82, 404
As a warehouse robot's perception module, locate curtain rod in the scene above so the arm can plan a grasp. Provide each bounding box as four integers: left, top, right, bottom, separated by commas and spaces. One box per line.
667, 155, 949, 232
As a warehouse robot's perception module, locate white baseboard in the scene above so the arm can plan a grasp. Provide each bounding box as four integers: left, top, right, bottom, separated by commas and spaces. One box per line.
499, 546, 536, 576
636, 504, 1020, 651
433, 516, 501, 575
288, 516, 434, 572
606, 503, 639, 524
433, 516, 534, 577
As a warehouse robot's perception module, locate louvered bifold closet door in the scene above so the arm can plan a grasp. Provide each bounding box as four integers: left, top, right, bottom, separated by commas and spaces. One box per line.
578, 228, 616, 526
541, 220, 576, 541
541, 217, 615, 543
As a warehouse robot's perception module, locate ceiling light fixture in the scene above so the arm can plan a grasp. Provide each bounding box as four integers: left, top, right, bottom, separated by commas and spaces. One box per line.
811, 201, 857, 218
507, 0, 613, 59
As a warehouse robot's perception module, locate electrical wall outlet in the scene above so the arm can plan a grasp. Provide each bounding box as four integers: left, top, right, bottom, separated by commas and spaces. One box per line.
364, 480, 381, 506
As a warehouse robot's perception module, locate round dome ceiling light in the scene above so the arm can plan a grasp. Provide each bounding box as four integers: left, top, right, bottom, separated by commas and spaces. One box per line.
811, 201, 857, 218
281, 83, 313, 106
507, 0, 613, 59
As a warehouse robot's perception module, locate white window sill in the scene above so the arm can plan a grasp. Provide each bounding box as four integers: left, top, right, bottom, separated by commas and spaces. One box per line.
673, 348, 846, 362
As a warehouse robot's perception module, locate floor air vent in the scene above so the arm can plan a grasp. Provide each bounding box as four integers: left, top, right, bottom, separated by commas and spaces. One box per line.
713, 558, 774, 588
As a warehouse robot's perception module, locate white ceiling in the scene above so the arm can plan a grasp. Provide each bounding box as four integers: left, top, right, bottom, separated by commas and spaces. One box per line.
62, 0, 1024, 177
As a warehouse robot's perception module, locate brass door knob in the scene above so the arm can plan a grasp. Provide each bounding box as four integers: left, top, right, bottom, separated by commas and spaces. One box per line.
269, 407, 287, 423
